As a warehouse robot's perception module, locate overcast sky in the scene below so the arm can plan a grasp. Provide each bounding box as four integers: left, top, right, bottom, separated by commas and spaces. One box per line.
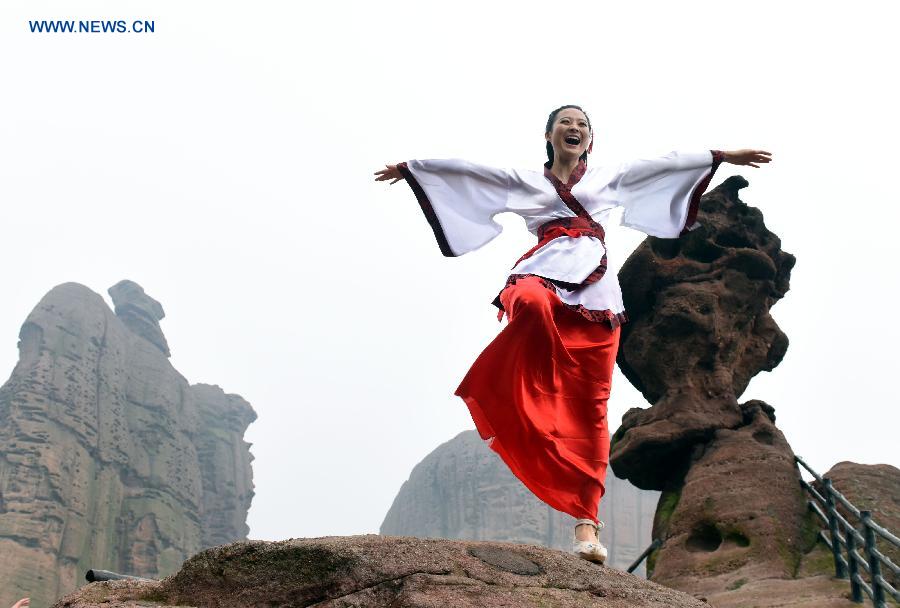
0, 1, 897, 541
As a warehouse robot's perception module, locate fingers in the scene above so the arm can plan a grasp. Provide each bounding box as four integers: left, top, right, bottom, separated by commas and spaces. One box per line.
732, 150, 773, 167
374, 164, 402, 183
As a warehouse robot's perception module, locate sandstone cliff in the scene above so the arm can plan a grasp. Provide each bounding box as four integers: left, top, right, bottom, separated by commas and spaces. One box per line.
0, 281, 255, 608
381, 430, 659, 574
52, 536, 711, 608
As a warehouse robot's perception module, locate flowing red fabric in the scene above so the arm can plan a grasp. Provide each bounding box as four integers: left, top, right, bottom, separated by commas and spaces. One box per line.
455, 276, 620, 523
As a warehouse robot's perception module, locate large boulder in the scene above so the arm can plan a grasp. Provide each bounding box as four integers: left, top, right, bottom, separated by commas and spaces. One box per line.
650, 401, 809, 587
612, 176, 794, 490
605, 178, 861, 606
52, 536, 712, 608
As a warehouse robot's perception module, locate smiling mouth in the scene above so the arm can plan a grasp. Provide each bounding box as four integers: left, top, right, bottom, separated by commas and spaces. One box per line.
565, 136, 581, 145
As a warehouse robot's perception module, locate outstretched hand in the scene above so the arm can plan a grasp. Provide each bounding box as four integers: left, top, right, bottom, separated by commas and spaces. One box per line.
374, 164, 405, 185
12, 598, 30, 608
724, 149, 772, 168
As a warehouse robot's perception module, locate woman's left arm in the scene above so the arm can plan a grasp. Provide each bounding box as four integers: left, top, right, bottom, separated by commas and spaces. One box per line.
614, 149, 773, 238
721, 149, 773, 168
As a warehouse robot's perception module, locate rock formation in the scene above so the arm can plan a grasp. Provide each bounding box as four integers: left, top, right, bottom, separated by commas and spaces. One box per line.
191, 384, 256, 549
0, 282, 255, 608
108, 280, 170, 357
646, 401, 811, 590
52, 536, 712, 608
611, 176, 794, 490
814, 462, 900, 587
381, 430, 659, 574
608, 177, 860, 606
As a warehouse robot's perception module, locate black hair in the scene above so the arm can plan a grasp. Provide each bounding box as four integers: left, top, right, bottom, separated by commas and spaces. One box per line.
544, 104, 592, 168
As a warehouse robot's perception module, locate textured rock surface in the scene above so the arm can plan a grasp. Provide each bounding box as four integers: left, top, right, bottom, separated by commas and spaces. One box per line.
814, 462, 900, 586
612, 176, 795, 490
381, 430, 659, 574
673, 574, 858, 608
649, 401, 809, 586
191, 383, 256, 549
108, 279, 170, 357
0, 282, 255, 608
607, 178, 859, 605
52, 536, 711, 608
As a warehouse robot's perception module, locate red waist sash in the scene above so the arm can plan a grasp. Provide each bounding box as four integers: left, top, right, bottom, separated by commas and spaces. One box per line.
538, 216, 605, 242
513, 217, 608, 289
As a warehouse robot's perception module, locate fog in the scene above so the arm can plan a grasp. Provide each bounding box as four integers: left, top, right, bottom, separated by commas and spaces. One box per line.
0, 0, 896, 540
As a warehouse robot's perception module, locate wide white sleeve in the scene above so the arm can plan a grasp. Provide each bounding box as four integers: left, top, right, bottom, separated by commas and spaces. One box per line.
613, 150, 723, 238
397, 159, 513, 257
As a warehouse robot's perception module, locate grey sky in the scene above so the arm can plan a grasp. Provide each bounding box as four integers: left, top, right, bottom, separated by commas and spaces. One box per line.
0, 1, 897, 541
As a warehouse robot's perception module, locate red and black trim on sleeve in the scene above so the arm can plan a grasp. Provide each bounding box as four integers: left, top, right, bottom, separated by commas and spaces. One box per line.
396, 161, 456, 257
680, 150, 726, 236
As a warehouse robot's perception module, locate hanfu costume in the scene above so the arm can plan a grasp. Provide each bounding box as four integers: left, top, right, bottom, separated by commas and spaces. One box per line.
397, 150, 724, 524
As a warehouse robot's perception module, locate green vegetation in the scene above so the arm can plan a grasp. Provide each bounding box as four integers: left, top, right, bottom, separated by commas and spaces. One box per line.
726, 578, 748, 591
655, 489, 681, 537
138, 588, 170, 603
723, 530, 750, 548
799, 510, 822, 553
646, 546, 659, 578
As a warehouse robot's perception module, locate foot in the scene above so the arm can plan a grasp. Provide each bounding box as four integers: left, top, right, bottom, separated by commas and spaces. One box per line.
573, 538, 608, 564
573, 519, 607, 564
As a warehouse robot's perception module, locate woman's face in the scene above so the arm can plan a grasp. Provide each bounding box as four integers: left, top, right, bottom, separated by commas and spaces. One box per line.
545, 108, 591, 162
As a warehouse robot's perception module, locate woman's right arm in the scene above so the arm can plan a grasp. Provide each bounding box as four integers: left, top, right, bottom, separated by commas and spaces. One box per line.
374, 159, 514, 257
373, 164, 404, 185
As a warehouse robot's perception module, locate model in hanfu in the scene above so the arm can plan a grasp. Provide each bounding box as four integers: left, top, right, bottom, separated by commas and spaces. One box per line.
374, 105, 771, 564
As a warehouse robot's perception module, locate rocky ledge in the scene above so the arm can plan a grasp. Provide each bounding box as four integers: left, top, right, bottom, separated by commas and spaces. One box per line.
53, 535, 710, 608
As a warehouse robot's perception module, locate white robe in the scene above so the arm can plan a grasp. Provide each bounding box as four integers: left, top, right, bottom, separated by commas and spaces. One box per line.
399, 151, 721, 324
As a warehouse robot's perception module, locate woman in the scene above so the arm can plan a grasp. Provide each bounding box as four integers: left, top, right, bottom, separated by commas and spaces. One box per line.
375, 105, 771, 563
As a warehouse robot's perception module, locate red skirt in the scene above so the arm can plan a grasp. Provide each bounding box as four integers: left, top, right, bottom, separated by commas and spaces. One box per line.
455, 275, 620, 523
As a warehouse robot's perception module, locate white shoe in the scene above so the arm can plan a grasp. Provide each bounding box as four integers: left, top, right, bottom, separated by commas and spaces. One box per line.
573, 519, 607, 564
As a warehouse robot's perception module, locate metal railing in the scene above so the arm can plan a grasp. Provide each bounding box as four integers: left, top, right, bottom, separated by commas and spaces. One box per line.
627, 538, 661, 574
626, 457, 899, 605
796, 455, 900, 607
